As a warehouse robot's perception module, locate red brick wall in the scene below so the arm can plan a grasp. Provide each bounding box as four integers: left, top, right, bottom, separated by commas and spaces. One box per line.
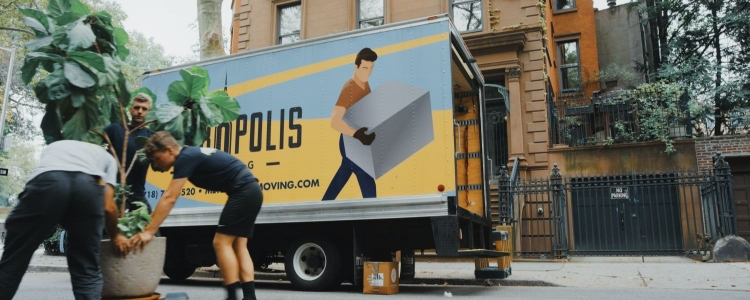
695, 135, 750, 170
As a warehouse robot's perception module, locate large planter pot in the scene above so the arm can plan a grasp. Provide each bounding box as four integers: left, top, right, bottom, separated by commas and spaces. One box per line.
100, 237, 167, 299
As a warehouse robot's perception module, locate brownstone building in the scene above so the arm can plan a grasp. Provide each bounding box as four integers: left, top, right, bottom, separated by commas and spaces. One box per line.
229, 0, 589, 180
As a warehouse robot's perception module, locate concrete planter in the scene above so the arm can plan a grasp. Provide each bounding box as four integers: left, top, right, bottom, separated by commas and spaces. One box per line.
99, 237, 166, 299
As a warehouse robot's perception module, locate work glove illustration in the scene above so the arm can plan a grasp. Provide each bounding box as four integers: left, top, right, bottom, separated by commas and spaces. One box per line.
353, 127, 376, 146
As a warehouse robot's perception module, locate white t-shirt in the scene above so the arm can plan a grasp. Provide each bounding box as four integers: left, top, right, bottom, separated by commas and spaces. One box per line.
27, 140, 119, 187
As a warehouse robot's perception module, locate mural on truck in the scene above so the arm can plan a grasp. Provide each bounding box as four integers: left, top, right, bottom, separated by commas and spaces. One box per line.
141, 21, 455, 208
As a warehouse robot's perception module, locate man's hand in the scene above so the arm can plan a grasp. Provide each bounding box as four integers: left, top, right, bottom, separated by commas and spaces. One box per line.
353, 127, 376, 145
111, 234, 131, 258
129, 231, 154, 253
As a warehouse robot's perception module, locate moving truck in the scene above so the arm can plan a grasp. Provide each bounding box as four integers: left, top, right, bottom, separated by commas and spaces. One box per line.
140, 14, 509, 291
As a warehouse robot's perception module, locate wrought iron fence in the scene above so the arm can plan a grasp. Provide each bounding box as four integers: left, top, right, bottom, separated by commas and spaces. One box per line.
496, 153, 737, 258
548, 90, 692, 147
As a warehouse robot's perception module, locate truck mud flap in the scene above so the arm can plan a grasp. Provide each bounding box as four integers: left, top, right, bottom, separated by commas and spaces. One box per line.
430, 216, 459, 256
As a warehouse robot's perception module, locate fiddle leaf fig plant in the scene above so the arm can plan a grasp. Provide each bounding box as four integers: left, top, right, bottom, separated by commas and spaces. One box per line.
20, 0, 240, 231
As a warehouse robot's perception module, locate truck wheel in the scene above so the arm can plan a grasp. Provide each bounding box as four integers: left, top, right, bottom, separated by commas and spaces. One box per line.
164, 264, 196, 281
163, 239, 196, 280
285, 237, 343, 291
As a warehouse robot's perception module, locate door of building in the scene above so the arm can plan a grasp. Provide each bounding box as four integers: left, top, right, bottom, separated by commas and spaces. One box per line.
727, 157, 750, 243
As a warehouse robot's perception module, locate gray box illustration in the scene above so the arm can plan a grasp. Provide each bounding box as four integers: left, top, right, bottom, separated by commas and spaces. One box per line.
342, 80, 434, 179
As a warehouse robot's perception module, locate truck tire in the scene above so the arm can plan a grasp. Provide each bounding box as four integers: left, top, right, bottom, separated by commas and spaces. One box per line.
163, 239, 196, 281
285, 236, 343, 291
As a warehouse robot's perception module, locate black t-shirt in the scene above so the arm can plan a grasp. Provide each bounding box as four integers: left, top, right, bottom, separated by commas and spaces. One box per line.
173, 146, 255, 192
104, 123, 154, 194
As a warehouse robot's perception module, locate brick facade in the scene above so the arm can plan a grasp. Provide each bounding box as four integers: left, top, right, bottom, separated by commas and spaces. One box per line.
694, 135, 750, 170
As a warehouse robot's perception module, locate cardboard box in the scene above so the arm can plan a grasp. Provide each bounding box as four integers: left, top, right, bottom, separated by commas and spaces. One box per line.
363, 261, 400, 295
343, 80, 434, 179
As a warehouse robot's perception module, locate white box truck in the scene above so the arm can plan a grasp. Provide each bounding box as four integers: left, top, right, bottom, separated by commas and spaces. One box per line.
140, 14, 509, 291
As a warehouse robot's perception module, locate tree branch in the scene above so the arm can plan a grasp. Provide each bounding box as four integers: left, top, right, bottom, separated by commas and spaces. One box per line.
0, 26, 34, 36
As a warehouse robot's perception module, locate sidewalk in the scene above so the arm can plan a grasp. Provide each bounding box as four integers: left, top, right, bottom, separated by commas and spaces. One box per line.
9, 247, 750, 291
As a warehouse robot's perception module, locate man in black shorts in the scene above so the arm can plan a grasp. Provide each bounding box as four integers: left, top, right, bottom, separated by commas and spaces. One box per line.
130, 131, 262, 300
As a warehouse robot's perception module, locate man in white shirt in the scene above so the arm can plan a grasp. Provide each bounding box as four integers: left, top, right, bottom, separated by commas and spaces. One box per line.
0, 140, 130, 300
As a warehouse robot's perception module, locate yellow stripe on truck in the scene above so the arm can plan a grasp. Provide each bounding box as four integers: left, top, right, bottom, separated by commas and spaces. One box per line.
225, 32, 449, 97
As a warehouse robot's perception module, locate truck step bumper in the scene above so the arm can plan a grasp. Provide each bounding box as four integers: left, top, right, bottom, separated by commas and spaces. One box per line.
475, 266, 511, 280
456, 249, 510, 257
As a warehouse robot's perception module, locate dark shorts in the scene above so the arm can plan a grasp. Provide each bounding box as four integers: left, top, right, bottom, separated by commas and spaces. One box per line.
217, 180, 263, 238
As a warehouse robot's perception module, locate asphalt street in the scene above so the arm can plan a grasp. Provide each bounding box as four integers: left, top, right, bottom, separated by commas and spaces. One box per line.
10, 272, 750, 300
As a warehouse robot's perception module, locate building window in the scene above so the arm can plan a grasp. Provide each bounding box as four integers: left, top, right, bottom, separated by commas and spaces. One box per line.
558, 41, 581, 91
450, 0, 482, 32
358, 0, 384, 29
278, 3, 301, 45
555, 0, 576, 11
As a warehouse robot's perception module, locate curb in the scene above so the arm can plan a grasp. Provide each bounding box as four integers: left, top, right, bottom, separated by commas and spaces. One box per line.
27, 265, 69, 273
190, 269, 556, 287
26, 265, 556, 288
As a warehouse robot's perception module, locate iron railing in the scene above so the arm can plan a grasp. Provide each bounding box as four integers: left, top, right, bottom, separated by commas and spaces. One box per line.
498, 152, 737, 258
548, 90, 692, 147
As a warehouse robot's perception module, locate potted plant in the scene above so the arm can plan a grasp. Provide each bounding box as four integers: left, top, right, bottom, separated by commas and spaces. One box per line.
19, 0, 240, 298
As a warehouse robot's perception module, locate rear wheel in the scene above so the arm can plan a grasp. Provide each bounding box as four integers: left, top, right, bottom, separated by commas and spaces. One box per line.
284, 236, 343, 291
163, 238, 197, 280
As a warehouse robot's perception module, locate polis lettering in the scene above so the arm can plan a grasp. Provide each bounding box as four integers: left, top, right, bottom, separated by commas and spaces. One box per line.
203, 106, 302, 153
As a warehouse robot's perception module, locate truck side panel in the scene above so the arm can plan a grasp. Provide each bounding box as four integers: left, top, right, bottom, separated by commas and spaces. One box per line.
141, 20, 458, 208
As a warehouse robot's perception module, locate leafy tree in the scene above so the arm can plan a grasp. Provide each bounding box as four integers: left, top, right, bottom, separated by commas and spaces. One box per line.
0, 138, 37, 207
19, 0, 240, 218
640, 0, 750, 135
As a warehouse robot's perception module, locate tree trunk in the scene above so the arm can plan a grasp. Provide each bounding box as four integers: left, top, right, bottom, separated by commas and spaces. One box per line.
646, 0, 662, 71
198, 0, 226, 60
711, 4, 723, 136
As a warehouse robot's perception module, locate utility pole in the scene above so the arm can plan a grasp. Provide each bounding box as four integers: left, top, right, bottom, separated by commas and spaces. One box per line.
0, 46, 14, 152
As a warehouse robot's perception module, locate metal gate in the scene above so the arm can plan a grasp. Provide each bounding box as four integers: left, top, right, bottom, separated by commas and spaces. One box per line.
496, 153, 738, 258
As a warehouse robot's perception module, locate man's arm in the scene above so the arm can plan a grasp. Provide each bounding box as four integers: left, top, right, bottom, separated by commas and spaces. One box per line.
330, 106, 356, 136
103, 183, 130, 256
129, 177, 188, 251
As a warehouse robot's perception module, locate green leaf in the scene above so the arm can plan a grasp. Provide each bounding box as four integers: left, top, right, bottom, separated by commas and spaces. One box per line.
154, 103, 185, 123
22, 16, 48, 36
64, 61, 96, 88
44, 67, 71, 101
164, 113, 185, 142
131, 88, 157, 103
116, 76, 131, 105
41, 103, 63, 144
71, 92, 85, 108
52, 26, 69, 50
69, 0, 91, 16
117, 224, 129, 233
47, 0, 71, 18
204, 90, 240, 123
198, 101, 217, 126
179, 68, 209, 99
55, 12, 81, 26
182, 111, 194, 145
112, 27, 130, 60
24, 35, 53, 51
20, 8, 51, 36
34, 81, 51, 104
19, 8, 50, 32
90, 54, 119, 87
68, 51, 106, 72
62, 98, 99, 141
186, 65, 209, 78
21, 58, 41, 85
91, 11, 112, 25
67, 18, 96, 51
166, 81, 190, 105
